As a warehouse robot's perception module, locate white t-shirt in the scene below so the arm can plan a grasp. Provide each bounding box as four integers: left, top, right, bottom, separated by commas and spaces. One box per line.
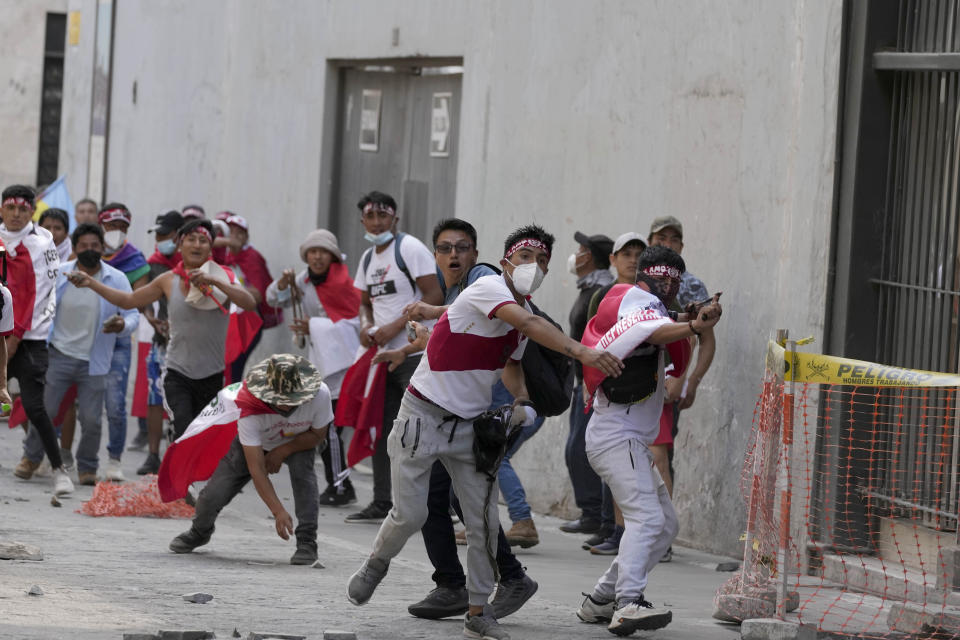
409, 274, 528, 418
353, 234, 437, 351
585, 286, 674, 453
0, 284, 13, 336
51, 269, 103, 361
237, 382, 333, 452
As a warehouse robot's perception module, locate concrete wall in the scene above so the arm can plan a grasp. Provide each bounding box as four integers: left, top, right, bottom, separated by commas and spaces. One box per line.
0, 0, 68, 188
51, 0, 843, 556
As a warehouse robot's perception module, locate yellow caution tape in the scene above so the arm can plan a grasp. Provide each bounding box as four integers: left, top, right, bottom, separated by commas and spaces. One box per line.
782, 350, 960, 387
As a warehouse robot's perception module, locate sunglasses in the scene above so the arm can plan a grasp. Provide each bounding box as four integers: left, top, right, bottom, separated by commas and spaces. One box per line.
435, 242, 474, 254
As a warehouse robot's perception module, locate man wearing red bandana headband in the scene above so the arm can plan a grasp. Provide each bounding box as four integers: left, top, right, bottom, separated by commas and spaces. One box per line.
576, 245, 722, 635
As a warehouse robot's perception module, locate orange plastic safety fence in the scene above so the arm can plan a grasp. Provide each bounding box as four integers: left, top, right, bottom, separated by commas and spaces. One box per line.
716, 361, 960, 638
78, 476, 195, 519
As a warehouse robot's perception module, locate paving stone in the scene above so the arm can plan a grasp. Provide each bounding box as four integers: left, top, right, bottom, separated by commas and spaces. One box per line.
50, 495, 61, 507
182, 592, 214, 604
26, 584, 44, 596
741, 618, 816, 640
123, 634, 161, 640
716, 561, 740, 572
0, 541, 43, 561
247, 633, 306, 640
159, 632, 216, 640
323, 631, 357, 640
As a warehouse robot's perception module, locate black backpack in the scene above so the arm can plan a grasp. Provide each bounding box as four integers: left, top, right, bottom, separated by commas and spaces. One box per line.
522, 300, 574, 417
360, 232, 416, 291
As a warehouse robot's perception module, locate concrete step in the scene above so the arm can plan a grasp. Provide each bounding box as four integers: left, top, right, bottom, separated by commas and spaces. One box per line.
821, 553, 960, 607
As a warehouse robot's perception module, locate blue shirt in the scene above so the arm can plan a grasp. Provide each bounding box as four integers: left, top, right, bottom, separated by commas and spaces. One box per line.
438, 263, 499, 305
50, 260, 140, 375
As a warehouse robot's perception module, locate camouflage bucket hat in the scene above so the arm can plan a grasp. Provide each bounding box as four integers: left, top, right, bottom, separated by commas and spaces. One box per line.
245, 354, 323, 407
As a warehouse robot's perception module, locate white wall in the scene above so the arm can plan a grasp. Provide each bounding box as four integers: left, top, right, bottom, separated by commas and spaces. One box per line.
55, 0, 843, 556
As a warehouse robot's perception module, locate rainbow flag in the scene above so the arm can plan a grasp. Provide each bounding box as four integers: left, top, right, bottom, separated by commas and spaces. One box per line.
34, 174, 76, 231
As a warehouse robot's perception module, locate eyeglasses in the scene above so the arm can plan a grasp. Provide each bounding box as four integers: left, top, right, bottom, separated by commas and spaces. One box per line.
435, 242, 474, 254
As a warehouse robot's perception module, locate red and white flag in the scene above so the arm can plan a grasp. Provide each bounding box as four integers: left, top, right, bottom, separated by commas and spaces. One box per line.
157, 381, 274, 502
334, 346, 388, 467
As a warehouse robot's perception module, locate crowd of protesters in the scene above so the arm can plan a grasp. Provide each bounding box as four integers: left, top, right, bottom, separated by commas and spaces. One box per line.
0, 183, 721, 639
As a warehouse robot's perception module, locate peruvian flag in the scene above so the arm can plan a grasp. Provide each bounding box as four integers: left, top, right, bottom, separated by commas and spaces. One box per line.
157, 381, 275, 502
224, 302, 263, 384
334, 346, 388, 467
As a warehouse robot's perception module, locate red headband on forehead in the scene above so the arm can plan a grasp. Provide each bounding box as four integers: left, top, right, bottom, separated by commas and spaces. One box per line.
362, 202, 395, 217
642, 264, 681, 280
504, 238, 551, 259
2, 197, 34, 210
182, 226, 213, 242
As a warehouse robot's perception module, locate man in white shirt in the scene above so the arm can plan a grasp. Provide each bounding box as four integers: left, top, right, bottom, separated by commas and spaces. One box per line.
347, 225, 624, 640
345, 191, 443, 524
576, 245, 722, 635
168, 354, 333, 565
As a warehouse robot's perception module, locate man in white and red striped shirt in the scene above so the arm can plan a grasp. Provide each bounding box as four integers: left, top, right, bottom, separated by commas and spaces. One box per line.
347, 224, 624, 640
1, 185, 73, 496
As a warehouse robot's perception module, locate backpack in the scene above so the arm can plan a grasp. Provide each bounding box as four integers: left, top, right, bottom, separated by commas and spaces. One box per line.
360, 232, 416, 291
522, 300, 575, 417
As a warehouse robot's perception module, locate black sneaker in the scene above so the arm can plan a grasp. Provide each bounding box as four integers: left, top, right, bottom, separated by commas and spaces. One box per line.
607, 596, 672, 635
491, 574, 538, 619
345, 501, 391, 524
582, 527, 613, 550
129, 431, 148, 451
407, 586, 469, 619
136, 453, 161, 476
290, 544, 318, 565
169, 527, 212, 553
559, 517, 601, 534
319, 484, 357, 507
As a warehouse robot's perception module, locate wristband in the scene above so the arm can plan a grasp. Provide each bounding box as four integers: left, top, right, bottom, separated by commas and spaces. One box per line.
688, 320, 701, 337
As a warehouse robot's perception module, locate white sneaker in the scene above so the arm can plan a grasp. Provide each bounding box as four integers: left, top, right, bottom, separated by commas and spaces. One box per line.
105, 457, 125, 482
577, 592, 616, 623
608, 597, 672, 635
34, 459, 52, 478
53, 467, 74, 496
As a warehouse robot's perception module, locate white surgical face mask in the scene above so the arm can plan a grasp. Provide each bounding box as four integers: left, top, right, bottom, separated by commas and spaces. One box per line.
157, 238, 177, 256
103, 230, 126, 253
506, 260, 545, 296
364, 230, 394, 246
567, 253, 579, 276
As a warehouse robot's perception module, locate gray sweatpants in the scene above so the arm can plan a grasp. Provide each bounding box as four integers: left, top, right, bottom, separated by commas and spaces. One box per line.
371, 391, 500, 607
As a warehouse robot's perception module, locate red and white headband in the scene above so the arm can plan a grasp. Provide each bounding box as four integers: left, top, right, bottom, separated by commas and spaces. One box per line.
642, 264, 681, 279
362, 202, 395, 217
2, 197, 34, 210
98, 208, 131, 224
182, 226, 213, 242
505, 238, 551, 259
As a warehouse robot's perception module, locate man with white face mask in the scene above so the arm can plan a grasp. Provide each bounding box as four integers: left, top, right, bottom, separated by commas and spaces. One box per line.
347, 224, 625, 640
98, 203, 150, 481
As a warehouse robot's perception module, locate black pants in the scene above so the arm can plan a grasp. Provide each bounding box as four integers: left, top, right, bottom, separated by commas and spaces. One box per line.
320, 425, 354, 492
163, 368, 223, 439
421, 460, 524, 589
10, 340, 62, 468
371, 355, 421, 504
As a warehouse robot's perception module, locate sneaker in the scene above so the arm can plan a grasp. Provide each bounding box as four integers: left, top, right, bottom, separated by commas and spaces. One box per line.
455, 528, 467, 546
13, 457, 40, 480
34, 459, 52, 478
408, 586, 469, 619
290, 544, 318, 565
136, 453, 161, 476
607, 597, 672, 635
345, 501, 391, 524
52, 467, 74, 496
559, 517, 601, 534
590, 526, 624, 556
346, 556, 389, 605
60, 448, 75, 473
464, 604, 510, 640
318, 484, 357, 507
582, 527, 614, 551
169, 527, 213, 554
659, 546, 673, 563
129, 430, 148, 451
504, 519, 539, 549
491, 574, 538, 619
105, 457, 125, 482
77, 471, 98, 486
577, 592, 616, 623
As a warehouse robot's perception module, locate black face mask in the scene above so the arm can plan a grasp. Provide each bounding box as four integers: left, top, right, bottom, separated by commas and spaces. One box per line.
307, 269, 328, 286
637, 272, 680, 305
76, 249, 102, 269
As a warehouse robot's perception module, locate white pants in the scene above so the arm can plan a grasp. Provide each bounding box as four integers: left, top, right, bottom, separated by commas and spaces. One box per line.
588, 439, 679, 601
371, 392, 501, 606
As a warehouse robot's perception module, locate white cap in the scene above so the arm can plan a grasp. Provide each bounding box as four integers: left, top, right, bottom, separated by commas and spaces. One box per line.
612, 232, 646, 254
225, 214, 248, 231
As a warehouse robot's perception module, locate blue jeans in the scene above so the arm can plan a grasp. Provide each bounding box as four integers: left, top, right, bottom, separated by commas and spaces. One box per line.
25, 347, 106, 473
106, 336, 132, 460
491, 381, 544, 524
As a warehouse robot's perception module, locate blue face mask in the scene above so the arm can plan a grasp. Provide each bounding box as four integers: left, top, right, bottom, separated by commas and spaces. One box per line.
157, 239, 177, 256
364, 230, 394, 246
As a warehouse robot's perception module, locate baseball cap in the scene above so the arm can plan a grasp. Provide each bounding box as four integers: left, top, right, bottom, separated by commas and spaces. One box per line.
98, 206, 132, 225
149, 210, 184, 235
181, 205, 205, 219
612, 232, 646, 254
225, 214, 248, 231
573, 231, 615, 267
649, 215, 683, 238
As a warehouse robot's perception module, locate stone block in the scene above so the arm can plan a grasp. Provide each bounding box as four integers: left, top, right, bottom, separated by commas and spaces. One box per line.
182, 592, 214, 604
887, 601, 960, 634
123, 634, 160, 640
324, 632, 357, 640
716, 561, 741, 572
159, 631, 215, 639
0, 541, 43, 561
740, 618, 815, 640
247, 634, 305, 640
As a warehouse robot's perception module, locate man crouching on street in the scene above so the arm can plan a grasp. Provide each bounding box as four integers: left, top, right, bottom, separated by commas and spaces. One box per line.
346, 225, 624, 640
168, 354, 332, 565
